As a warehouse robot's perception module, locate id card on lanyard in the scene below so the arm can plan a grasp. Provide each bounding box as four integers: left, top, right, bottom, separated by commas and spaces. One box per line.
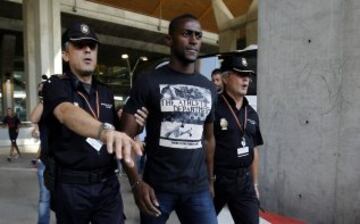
77, 90, 104, 152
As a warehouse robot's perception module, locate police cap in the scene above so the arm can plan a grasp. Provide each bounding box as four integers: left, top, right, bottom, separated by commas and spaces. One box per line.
220, 55, 255, 76
62, 22, 99, 46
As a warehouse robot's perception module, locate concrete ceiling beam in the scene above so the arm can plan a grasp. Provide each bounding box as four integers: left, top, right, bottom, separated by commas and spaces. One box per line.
61, 0, 218, 46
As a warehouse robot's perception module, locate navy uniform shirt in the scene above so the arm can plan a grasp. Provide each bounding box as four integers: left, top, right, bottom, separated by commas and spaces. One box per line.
214, 91, 263, 169
42, 72, 119, 171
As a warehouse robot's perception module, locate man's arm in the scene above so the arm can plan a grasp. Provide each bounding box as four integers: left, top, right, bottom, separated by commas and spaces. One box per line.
203, 122, 216, 196
119, 112, 161, 217
250, 146, 260, 198
30, 102, 43, 124
53, 102, 142, 166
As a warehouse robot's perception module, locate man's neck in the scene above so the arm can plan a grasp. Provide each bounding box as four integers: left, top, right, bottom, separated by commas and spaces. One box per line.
168, 58, 195, 74
225, 90, 244, 109
71, 69, 92, 84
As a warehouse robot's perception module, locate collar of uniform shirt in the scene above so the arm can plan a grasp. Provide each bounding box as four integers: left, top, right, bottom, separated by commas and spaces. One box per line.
65, 71, 98, 95
222, 91, 249, 110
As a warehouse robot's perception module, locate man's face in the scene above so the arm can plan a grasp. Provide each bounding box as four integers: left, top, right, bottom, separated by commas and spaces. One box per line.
7, 109, 12, 116
224, 71, 251, 96
62, 40, 98, 77
169, 19, 202, 63
211, 73, 223, 92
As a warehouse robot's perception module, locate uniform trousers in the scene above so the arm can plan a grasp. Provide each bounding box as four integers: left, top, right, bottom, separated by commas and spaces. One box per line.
55, 175, 124, 224
214, 168, 259, 224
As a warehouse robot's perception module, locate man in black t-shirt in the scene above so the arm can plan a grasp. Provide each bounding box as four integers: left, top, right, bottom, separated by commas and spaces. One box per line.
213, 56, 264, 224
3, 108, 21, 161
121, 14, 218, 224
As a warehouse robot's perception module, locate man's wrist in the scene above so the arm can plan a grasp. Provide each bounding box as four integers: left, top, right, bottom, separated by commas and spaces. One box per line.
97, 122, 115, 139
131, 179, 142, 190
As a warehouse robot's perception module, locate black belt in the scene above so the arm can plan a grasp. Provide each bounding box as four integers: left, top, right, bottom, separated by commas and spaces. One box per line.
215, 167, 249, 178
57, 167, 117, 185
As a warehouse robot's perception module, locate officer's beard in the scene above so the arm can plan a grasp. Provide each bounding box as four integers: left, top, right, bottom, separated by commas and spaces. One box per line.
80, 70, 93, 77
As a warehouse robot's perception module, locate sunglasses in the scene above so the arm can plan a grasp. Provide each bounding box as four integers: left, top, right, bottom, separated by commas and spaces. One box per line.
182, 29, 203, 40
71, 41, 97, 50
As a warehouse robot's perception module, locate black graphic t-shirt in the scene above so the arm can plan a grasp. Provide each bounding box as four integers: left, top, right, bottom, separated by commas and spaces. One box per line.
124, 65, 217, 193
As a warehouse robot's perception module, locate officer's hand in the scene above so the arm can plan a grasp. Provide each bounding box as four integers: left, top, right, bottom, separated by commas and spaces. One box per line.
254, 184, 260, 199
101, 130, 142, 167
134, 139, 145, 154
133, 181, 161, 217
134, 107, 149, 127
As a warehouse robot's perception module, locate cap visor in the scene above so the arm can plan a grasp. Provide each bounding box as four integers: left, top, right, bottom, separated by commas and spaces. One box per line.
69, 37, 99, 43
233, 67, 255, 75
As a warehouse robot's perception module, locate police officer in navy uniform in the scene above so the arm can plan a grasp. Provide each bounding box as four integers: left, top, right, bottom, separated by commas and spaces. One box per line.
213, 56, 264, 224
42, 22, 144, 224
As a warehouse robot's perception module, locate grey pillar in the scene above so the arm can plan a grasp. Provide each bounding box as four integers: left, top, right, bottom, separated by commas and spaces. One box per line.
258, 0, 360, 223
23, 0, 62, 119
0, 35, 16, 113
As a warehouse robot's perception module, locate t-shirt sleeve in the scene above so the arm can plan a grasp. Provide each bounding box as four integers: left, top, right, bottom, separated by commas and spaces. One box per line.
124, 73, 150, 115
42, 76, 73, 119
253, 115, 264, 147
205, 85, 218, 124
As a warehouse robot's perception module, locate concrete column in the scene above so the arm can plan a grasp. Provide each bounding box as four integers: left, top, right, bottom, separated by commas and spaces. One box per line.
212, 0, 237, 51
0, 35, 16, 76
246, 0, 258, 45
23, 0, 62, 119
212, 0, 258, 51
0, 35, 16, 113
258, 0, 360, 223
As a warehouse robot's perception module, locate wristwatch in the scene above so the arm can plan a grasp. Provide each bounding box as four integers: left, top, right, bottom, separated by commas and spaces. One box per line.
97, 122, 115, 139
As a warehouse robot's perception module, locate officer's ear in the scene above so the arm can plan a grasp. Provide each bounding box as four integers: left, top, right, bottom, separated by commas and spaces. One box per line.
62, 49, 70, 62
165, 34, 172, 47
222, 73, 229, 85
62, 42, 70, 62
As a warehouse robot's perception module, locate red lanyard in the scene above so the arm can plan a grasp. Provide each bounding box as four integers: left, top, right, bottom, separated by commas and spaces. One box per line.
76, 90, 100, 120
221, 94, 247, 135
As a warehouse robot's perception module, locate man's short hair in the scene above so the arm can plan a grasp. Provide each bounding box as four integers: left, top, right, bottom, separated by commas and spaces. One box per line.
211, 69, 222, 77
169, 14, 198, 35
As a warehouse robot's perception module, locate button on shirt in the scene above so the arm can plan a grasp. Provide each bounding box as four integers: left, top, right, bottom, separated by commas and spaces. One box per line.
42, 72, 119, 171
214, 92, 263, 169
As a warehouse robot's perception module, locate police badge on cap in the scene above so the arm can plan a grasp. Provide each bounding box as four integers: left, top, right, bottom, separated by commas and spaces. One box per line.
241, 58, 248, 67
80, 24, 90, 34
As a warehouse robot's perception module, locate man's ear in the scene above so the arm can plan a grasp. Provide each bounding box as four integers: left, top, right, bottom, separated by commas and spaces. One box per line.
165, 34, 172, 47
222, 75, 228, 85
62, 50, 69, 62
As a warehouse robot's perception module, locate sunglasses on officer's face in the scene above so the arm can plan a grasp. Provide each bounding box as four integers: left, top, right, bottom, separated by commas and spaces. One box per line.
233, 72, 253, 81
71, 40, 97, 50
181, 29, 203, 40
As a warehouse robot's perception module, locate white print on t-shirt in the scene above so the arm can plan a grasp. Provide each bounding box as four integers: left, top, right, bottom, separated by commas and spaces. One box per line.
159, 84, 212, 149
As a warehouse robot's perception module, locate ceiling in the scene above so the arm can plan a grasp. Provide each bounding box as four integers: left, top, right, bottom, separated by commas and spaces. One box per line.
88, 0, 253, 33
